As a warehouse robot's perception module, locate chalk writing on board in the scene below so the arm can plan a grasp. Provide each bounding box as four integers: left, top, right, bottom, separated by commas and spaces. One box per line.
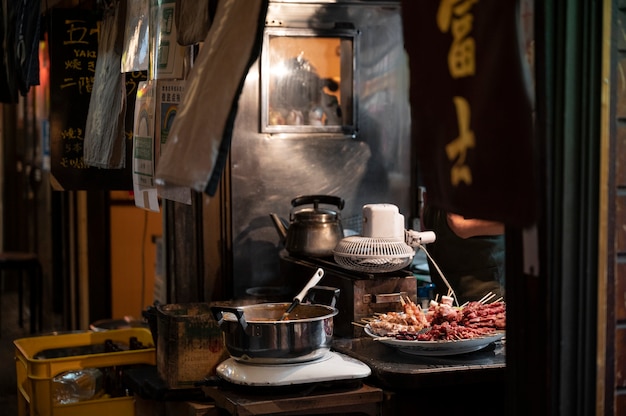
49, 9, 135, 190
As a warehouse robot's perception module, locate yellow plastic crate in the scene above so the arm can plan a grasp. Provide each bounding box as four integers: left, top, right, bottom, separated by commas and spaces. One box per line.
14, 328, 156, 416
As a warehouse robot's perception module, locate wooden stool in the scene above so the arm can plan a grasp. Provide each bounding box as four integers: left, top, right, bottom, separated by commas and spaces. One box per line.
0, 252, 43, 334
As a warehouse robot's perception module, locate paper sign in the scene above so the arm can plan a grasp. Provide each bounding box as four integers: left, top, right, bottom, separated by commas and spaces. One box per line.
133, 80, 160, 211
156, 79, 192, 204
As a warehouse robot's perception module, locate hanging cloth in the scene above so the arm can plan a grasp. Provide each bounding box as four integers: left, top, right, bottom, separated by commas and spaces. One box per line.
16, 0, 40, 96
155, 0, 269, 195
83, 0, 127, 169
402, 0, 536, 228
0, 0, 40, 103
175, 0, 217, 46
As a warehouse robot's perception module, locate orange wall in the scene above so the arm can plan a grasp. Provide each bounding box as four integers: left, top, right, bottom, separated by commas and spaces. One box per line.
109, 192, 163, 319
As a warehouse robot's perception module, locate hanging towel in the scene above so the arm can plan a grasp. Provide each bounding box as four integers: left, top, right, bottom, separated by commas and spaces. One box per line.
155, 0, 268, 195
84, 0, 127, 169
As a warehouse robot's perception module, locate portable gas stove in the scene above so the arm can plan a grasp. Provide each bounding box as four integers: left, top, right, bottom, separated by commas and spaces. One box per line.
201, 351, 381, 415
280, 253, 417, 338
215, 351, 370, 387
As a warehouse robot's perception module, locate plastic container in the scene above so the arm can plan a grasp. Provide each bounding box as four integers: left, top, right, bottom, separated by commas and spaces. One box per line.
52, 368, 104, 404
14, 328, 156, 416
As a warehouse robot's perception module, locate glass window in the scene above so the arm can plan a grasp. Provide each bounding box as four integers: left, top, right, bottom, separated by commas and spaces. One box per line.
261, 28, 356, 134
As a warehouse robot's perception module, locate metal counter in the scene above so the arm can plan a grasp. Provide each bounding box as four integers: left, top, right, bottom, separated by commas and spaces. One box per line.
331, 336, 506, 391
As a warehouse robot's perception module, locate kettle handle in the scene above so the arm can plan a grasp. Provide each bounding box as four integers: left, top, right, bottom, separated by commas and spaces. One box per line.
291, 195, 345, 211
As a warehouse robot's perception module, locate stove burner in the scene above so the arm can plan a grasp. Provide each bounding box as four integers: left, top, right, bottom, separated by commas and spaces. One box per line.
230, 350, 334, 367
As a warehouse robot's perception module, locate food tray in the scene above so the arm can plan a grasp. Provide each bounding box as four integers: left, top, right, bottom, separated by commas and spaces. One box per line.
364, 325, 505, 356
14, 328, 156, 416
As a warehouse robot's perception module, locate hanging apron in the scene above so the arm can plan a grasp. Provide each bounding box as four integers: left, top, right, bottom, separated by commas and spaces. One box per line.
402, 0, 536, 228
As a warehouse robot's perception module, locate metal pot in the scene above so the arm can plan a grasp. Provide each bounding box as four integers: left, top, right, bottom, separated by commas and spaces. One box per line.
269, 195, 345, 258
211, 301, 338, 364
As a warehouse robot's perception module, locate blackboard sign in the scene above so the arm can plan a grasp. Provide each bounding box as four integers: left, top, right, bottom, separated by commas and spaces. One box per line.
49, 9, 144, 190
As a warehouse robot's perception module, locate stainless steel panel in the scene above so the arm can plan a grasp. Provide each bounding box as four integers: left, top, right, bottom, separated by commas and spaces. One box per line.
228, 1, 410, 297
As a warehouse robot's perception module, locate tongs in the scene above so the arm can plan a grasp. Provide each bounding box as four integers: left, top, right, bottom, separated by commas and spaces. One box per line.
280, 268, 325, 320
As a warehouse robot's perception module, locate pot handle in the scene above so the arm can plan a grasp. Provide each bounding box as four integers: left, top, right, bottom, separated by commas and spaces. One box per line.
210, 306, 248, 331
291, 195, 345, 211
303, 286, 340, 308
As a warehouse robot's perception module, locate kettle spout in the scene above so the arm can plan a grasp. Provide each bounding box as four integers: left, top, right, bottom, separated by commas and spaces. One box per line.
269, 213, 288, 244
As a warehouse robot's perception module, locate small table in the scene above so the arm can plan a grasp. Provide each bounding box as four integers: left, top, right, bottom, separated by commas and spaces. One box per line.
331, 337, 506, 414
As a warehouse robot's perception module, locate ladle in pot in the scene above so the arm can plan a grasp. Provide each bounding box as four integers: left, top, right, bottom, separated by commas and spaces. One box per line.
280, 267, 325, 320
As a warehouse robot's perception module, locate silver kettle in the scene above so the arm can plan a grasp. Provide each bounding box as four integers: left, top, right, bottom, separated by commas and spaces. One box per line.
270, 195, 345, 258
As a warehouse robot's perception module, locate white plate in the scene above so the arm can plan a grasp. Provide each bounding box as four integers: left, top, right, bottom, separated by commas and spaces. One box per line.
364, 325, 505, 356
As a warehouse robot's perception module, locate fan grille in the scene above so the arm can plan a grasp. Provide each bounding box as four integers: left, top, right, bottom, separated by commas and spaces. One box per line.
333, 236, 415, 273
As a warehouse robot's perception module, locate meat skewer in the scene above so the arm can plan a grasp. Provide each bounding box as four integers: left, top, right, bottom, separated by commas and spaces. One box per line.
365, 297, 506, 341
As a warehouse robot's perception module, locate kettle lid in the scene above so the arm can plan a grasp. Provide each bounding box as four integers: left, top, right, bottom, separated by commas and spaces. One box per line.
289, 194, 344, 223
292, 207, 339, 223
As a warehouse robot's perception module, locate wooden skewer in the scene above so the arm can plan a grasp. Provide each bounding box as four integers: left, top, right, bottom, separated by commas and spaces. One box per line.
477, 292, 492, 303
478, 292, 496, 304
372, 336, 394, 341
485, 294, 497, 304
421, 245, 459, 307
352, 321, 367, 328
